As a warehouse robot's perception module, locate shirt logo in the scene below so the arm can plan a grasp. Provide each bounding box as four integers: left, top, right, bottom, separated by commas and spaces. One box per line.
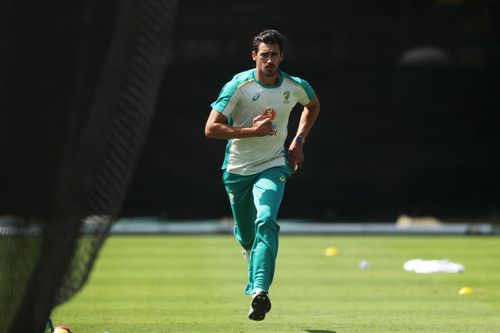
283, 91, 290, 104
263, 108, 277, 121
252, 93, 261, 101
263, 108, 278, 136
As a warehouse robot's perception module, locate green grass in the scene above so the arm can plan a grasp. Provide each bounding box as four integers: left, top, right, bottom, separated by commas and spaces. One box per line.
52, 235, 500, 332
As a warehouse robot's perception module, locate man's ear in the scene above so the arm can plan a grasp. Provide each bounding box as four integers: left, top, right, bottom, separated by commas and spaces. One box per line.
252, 50, 257, 61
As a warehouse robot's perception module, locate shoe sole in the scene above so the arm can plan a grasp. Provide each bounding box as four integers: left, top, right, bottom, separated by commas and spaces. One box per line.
248, 293, 271, 321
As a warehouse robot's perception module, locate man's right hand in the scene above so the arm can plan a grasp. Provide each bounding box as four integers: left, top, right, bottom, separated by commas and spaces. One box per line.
205, 110, 275, 140
252, 114, 274, 136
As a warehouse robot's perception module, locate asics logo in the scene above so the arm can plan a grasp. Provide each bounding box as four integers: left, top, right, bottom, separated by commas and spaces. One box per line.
252, 93, 261, 101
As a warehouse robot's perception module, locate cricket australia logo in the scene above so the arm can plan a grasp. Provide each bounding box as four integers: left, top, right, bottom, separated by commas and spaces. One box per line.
283, 90, 291, 104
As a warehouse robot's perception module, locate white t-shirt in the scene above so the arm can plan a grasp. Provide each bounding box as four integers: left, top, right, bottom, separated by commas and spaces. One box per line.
211, 69, 315, 176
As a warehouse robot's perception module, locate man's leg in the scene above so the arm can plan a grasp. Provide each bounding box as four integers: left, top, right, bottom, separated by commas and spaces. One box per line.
245, 167, 288, 296
222, 171, 257, 252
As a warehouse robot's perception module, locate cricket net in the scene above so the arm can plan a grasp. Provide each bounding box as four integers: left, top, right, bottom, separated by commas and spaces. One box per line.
0, 1, 177, 332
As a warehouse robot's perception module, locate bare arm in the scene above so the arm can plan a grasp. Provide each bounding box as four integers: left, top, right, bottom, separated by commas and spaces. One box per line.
288, 95, 321, 171
205, 109, 274, 139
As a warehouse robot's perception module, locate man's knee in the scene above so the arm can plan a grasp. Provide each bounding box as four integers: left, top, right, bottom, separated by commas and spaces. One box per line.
255, 216, 280, 234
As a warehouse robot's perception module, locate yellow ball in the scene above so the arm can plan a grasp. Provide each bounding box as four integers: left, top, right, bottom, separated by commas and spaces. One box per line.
324, 246, 339, 256
458, 287, 473, 295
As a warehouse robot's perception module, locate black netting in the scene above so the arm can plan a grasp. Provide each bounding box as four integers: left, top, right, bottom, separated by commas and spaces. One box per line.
0, 0, 178, 332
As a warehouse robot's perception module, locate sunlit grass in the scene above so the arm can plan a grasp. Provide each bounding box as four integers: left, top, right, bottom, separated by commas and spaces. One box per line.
52, 235, 500, 332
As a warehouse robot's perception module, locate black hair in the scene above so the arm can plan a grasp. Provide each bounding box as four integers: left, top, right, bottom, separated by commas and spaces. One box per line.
252, 29, 286, 53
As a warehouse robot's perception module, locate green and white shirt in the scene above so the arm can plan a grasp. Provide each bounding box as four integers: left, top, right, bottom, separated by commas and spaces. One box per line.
211, 69, 315, 176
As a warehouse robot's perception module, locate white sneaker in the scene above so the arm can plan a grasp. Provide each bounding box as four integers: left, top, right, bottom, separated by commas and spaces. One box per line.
242, 249, 250, 262
248, 291, 271, 321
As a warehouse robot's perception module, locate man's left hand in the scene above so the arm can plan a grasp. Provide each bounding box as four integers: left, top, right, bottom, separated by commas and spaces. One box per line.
288, 143, 304, 172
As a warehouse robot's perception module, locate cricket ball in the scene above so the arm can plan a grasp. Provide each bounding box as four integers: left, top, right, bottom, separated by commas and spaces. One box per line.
53, 326, 73, 333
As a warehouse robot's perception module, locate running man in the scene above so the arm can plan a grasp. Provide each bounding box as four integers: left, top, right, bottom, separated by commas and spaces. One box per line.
205, 29, 320, 321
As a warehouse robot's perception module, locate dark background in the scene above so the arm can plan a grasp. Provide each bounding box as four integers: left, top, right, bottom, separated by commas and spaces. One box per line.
122, 0, 500, 222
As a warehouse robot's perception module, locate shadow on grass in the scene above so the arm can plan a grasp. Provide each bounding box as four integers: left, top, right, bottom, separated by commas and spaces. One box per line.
306, 330, 337, 333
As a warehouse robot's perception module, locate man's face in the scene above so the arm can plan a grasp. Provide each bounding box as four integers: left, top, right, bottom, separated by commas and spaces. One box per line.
252, 42, 283, 78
